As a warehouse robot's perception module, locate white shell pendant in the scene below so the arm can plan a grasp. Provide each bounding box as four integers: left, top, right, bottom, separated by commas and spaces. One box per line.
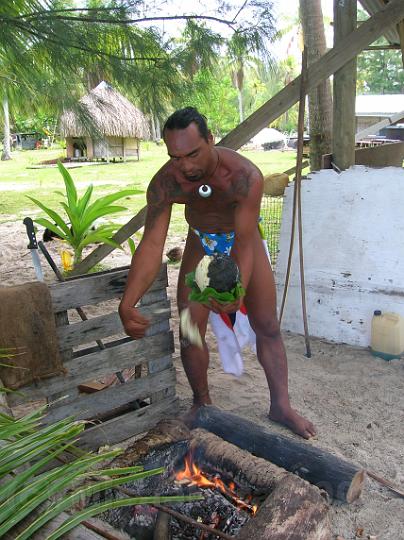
198, 184, 212, 198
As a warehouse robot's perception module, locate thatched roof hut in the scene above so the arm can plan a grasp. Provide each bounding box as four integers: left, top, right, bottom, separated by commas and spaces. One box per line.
60, 81, 150, 161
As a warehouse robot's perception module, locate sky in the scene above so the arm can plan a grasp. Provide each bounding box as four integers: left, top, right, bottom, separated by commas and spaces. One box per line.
140, 0, 336, 59
274, 0, 333, 19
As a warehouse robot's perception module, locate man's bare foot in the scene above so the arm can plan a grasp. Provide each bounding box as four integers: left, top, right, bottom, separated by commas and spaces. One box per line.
269, 405, 316, 439
181, 393, 212, 428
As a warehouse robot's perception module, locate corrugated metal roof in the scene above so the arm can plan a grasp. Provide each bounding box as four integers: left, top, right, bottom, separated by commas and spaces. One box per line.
356, 94, 404, 116
359, 0, 401, 45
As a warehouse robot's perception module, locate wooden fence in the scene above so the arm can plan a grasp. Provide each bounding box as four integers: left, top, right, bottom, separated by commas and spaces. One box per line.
6, 264, 177, 450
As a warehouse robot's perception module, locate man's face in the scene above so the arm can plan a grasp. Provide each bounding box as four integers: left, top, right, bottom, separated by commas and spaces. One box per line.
164, 122, 214, 182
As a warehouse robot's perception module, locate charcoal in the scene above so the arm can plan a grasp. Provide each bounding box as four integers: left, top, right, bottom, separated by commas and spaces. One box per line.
93, 442, 254, 539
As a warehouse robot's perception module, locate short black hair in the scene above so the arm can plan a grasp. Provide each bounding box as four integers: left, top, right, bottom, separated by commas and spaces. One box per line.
163, 107, 210, 142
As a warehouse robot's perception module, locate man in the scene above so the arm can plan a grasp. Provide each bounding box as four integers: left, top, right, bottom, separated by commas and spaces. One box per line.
119, 107, 316, 439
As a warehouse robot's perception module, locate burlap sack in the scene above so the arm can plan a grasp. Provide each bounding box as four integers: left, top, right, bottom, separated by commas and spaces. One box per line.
0, 282, 65, 389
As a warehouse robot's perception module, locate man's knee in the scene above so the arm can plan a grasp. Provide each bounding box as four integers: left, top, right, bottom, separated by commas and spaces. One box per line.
250, 315, 281, 340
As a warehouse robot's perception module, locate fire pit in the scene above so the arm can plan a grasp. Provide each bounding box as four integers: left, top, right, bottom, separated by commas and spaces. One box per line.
91, 417, 332, 540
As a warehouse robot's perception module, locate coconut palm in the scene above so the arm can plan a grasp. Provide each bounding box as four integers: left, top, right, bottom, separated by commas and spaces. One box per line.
300, 0, 333, 170
226, 20, 276, 125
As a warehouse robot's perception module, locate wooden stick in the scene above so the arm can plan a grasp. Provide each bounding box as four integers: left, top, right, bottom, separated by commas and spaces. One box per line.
282, 160, 309, 177
81, 520, 124, 540
295, 48, 312, 358
116, 486, 234, 540
367, 470, 404, 499
152, 503, 235, 540
279, 49, 308, 338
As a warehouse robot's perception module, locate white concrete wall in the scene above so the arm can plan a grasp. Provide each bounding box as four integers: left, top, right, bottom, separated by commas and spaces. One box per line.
276, 166, 404, 346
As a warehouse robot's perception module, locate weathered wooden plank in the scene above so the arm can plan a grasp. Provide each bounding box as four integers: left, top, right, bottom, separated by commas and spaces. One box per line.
333, 0, 357, 170
77, 394, 179, 450
218, 0, 404, 150
43, 367, 176, 425
148, 355, 175, 404
71, 319, 170, 358
139, 288, 168, 307
54, 310, 73, 364
50, 264, 167, 312
56, 300, 170, 349
8, 332, 174, 406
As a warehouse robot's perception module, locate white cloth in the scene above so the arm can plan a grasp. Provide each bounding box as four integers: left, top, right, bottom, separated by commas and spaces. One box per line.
209, 240, 271, 376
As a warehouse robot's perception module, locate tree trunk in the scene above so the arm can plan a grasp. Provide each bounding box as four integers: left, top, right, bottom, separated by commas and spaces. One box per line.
150, 111, 156, 141
237, 88, 244, 123
2, 94, 12, 161
300, 0, 333, 170
155, 116, 161, 140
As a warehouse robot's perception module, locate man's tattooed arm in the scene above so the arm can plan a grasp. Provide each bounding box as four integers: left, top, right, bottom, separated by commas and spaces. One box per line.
145, 175, 184, 229
145, 178, 170, 229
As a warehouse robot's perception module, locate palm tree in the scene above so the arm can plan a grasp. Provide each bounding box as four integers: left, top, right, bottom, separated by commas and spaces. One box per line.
1, 95, 11, 160
299, 0, 333, 170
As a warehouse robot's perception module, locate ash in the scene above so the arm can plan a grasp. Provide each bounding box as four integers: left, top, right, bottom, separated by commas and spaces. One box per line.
169, 488, 249, 539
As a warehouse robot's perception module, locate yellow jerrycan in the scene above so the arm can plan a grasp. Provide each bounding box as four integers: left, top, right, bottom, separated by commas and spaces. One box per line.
371, 310, 404, 360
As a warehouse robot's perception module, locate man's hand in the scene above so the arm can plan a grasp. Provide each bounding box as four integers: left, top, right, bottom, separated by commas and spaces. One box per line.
208, 297, 244, 314
119, 304, 150, 339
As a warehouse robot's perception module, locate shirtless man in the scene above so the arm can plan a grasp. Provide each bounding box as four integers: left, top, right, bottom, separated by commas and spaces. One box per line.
119, 107, 316, 439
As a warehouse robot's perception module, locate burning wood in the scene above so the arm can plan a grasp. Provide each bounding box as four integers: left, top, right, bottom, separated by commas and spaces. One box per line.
175, 452, 258, 515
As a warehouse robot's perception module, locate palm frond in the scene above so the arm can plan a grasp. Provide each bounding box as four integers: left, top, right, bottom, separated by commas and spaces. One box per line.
0, 407, 201, 538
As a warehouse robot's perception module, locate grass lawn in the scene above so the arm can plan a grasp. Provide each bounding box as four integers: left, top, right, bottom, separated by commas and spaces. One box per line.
0, 143, 299, 237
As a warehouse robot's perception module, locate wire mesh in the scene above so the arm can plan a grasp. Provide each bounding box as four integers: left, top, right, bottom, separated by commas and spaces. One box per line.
260, 195, 284, 266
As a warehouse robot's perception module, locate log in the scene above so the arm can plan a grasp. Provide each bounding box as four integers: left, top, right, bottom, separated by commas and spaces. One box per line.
235, 476, 330, 540
192, 406, 365, 503
190, 429, 330, 540
111, 418, 191, 468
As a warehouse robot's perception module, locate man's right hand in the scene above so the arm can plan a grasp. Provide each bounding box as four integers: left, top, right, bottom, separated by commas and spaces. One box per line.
119, 304, 150, 339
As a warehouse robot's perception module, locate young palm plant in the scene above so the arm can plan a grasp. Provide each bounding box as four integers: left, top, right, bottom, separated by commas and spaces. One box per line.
28, 162, 140, 267
0, 407, 199, 539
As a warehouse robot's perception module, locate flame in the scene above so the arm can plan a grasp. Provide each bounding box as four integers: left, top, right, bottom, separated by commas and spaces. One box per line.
176, 454, 257, 515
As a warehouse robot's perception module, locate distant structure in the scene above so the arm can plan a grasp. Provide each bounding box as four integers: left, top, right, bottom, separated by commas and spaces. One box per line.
355, 94, 404, 137
60, 81, 150, 161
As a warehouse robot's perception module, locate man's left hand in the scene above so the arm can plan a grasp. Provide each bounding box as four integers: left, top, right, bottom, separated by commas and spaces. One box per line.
208, 297, 244, 314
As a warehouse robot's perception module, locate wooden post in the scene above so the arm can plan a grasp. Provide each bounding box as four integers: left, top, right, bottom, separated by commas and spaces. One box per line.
397, 19, 404, 68
332, 0, 357, 171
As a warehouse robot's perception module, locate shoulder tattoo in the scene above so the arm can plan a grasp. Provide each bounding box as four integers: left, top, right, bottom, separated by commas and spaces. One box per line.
146, 181, 168, 226
232, 175, 250, 198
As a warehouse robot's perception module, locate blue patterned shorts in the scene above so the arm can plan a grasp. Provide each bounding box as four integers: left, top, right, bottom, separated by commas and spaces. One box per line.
192, 228, 235, 255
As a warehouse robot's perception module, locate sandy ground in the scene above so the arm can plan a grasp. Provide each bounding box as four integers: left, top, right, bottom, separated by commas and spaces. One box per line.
1, 220, 403, 540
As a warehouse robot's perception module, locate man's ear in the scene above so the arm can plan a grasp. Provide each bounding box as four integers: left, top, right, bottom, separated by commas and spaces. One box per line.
207, 130, 214, 144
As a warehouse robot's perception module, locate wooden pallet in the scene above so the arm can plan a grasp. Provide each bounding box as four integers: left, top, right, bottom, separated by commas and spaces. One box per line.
7, 264, 178, 449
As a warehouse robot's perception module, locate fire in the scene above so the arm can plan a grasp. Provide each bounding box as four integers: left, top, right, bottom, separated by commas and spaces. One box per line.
175, 454, 257, 515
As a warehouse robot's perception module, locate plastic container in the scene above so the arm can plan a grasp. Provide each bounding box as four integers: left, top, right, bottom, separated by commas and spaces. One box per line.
371, 310, 404, 360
